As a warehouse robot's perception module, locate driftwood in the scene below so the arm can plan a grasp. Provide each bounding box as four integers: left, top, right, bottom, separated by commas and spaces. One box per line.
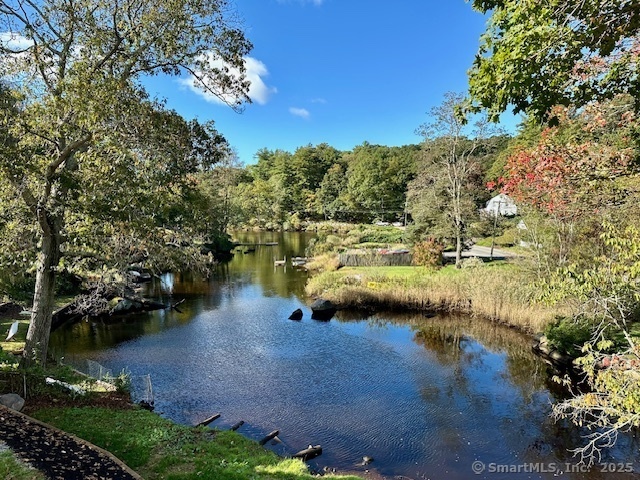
292, 445, 322, 461
229, 421, 245, 431
196, 413, 221, 427
259, 430, 280, 446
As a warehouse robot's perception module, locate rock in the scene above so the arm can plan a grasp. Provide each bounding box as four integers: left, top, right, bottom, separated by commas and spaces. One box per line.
288, 308, 303, 320
310, 299, 337, 321
361, 455, 374, 465
0, 393, 25, 412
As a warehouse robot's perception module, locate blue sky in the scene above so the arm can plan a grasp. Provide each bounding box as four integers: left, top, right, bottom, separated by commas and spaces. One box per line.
146, 0, 518, 165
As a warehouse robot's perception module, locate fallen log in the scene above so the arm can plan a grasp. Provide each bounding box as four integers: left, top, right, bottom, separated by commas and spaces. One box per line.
230, 421, 245, 431
259, 430, 280, 446
292, 445, 322, 461
196, 413, 221, 427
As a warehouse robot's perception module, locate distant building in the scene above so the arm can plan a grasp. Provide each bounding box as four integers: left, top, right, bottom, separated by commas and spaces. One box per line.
485, 193, 517, 216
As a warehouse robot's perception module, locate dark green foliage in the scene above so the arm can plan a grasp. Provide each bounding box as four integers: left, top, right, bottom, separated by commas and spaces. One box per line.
544, 317, 593, 357
234, 142, 420, 227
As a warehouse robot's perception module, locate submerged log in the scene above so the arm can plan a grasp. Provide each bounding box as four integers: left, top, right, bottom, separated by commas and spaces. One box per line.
230, 421, 245, 431
196, 413, 221, 427
292, 445, 322, 461
259, 430, 280, 446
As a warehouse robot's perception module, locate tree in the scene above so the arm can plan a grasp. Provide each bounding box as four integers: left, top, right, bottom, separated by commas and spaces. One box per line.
197, 148, 244, 233
343, 143, 417, 223
543, 223, 640, 465
494, 100, 639, 272
410, 92, 495, 267
317, 163, 349, 220
468, 0, 640, 122
0, 0, 251, 366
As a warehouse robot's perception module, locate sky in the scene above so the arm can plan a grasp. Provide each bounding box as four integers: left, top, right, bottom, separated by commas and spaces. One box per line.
145, 0, 519, 165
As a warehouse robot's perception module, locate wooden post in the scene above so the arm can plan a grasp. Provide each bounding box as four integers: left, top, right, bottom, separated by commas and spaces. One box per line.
259, 430, 280, 445
230, 421, 245, 431
196, 413, 221, 427
292, 445, 322, 461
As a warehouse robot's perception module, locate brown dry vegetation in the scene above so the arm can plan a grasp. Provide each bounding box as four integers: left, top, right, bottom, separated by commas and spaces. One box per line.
306, 261, 563, 333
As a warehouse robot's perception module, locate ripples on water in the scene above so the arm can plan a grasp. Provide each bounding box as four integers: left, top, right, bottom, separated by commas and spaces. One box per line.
51, 232, 640, 480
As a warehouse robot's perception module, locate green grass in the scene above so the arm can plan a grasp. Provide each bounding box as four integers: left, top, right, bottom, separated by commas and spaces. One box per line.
0, 317, 29, 355
31, 407, 361, 480
0, 449, 44, 480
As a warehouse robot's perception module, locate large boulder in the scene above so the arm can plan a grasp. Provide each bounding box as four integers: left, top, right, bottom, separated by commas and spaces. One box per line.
310, 299, 337, 321
0, 393, 25, 412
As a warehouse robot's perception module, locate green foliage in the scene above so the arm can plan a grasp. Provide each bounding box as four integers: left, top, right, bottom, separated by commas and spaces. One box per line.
235, 143, 419, 227
469, 0, 640, 122
544, 317, 593, 357
409, 92, 503, 266
412, 239, 444, 269
0, 0, 252, 364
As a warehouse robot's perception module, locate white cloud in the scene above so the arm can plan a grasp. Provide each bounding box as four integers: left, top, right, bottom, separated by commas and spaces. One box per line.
311, 98, 327, 104
0, 32, 32, 51
180, 55, 276, 106
289, 107, 310, 119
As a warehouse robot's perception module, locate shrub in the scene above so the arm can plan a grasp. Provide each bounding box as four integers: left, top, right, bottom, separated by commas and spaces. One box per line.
412, 239, 444, 268
544, 317, 593, 356
460, 256, 484, 269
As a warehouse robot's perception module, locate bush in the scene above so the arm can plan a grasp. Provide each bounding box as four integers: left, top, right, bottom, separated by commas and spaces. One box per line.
460, 256, 484, 269
412, 239, 444, 268
544, 317, 593, 356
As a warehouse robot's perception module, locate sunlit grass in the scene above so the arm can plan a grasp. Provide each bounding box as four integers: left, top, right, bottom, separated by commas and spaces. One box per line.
32, 407, 361, 480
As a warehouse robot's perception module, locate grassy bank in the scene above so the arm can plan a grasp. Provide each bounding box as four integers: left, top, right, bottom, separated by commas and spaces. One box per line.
29, 406, 360, 480
0, 449, 44, 480
306, 262, 562, 333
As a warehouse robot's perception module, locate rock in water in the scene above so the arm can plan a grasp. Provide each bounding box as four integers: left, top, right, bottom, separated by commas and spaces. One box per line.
288, 308, 303, 320
361, 456, 374, 465
310, 298, 336, 321
0, 393, 25, 412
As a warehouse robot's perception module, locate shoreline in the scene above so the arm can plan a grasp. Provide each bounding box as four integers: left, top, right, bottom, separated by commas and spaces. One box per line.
305, 264, 561, 336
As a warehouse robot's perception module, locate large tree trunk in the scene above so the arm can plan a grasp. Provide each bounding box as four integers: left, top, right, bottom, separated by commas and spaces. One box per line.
22, 231, 60, 367
455, 235, 462, 267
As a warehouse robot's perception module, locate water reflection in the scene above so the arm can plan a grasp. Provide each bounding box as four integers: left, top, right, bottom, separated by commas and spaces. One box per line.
49, 233, 640, 479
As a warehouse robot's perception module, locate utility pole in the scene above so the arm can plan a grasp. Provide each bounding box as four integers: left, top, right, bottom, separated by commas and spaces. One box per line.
489, 200, 502, 261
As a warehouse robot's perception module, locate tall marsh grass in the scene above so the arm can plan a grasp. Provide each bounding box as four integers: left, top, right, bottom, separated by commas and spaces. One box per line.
306, 262, 562, 333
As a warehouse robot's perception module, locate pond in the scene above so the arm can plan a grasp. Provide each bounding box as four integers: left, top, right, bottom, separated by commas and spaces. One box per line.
50, 232, 640, 479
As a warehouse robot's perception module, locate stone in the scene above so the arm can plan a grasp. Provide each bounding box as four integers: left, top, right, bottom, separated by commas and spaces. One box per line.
310, 299, 336, 321
288, 308, 303, 320
0, 393, 25, 412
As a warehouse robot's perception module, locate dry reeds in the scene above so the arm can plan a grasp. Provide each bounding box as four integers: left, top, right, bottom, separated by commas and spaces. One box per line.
306, 263, 562, 333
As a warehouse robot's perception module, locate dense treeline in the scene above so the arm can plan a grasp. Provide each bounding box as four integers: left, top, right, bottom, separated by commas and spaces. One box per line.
208, 137, 512, 231
220, 142, 420, 228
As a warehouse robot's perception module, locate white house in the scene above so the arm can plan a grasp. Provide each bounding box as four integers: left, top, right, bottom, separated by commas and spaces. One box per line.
485, 193, 517, 216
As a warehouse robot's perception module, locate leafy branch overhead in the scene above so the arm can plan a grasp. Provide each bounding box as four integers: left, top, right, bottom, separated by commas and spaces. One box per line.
0, 0, 253, 366
468, 0, 640, 122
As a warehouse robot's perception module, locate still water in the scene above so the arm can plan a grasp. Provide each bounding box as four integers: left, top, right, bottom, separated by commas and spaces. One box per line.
50, 232, 639, 479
